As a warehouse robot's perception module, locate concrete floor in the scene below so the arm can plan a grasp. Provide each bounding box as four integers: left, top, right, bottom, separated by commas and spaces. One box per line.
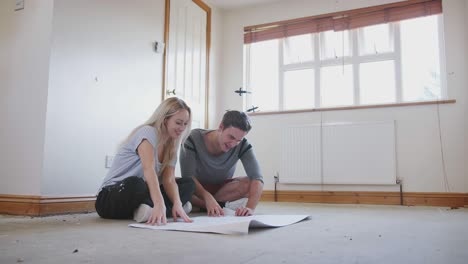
1, 202, 467, 264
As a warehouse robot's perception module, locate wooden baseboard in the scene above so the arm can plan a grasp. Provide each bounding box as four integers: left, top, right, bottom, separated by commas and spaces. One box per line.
0, 194, 96, 216
2, 191, 466, 216
261, 190, 468, 208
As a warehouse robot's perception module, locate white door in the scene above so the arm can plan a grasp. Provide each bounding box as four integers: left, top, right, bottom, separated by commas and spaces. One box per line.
165, 0, 207, 130
165, 0, 208, 177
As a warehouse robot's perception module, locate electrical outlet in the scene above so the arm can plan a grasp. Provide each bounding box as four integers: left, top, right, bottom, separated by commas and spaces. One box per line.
105, 155, 114, 168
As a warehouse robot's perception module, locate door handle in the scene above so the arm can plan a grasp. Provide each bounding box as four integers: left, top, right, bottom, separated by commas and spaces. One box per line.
166, 89, 176, 96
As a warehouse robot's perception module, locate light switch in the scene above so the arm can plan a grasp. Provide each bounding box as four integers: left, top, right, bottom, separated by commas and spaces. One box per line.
105, 155, 114, 168
15, 0, 25, 11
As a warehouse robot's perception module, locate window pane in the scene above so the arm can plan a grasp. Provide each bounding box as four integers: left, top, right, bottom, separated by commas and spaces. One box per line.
360, 61, 395, 104
321, 65, 353, 107
283, 69, 314, 110
401, 15, 442, 101
248, 40, 279, 111
320, 30, 350, 60
359, 23, 392, 55
283, 34, 314, 64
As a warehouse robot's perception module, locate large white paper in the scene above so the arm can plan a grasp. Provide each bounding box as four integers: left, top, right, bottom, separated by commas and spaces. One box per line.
129, 214, 310, 235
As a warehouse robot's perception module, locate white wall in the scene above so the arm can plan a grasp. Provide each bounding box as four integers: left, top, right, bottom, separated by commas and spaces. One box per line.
0, 0, 54, 195
222, 0, 468, 192
41, 0, 166, 196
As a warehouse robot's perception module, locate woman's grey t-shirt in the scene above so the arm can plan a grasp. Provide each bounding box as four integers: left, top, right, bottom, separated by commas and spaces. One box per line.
99, 125, 177, 191
180, 129, 263, 184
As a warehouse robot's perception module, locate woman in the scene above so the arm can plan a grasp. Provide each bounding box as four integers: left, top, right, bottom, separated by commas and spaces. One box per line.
95, 97, 195, 225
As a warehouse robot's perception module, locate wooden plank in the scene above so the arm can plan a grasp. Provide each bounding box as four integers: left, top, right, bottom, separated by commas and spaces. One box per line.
0, 201, 40, 216
261, 190, 466, 207
2, 191, 465, 216
40, 201, 95, 215
0, 195, 96, 216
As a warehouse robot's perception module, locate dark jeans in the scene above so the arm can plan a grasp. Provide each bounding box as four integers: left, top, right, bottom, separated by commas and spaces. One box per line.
95, 176, 195, 219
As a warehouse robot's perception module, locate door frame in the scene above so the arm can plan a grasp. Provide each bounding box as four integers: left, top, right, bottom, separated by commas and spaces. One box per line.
162, 0, 211, 128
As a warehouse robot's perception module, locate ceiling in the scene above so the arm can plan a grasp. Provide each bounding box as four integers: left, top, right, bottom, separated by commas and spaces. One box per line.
204, 0, 285, 10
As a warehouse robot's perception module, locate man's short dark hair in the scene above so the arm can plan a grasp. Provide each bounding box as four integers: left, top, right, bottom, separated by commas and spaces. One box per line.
221, 110, 252, 132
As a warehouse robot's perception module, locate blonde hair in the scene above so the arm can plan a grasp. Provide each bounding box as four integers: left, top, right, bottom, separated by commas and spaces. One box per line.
124, 97, 192, 172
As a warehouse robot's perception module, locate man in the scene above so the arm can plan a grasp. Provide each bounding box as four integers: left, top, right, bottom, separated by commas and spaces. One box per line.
180, 110, 263, 216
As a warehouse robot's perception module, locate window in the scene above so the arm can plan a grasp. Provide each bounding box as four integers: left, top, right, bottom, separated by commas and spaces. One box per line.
284, 34, 314, 64
321, 30, 351, 59
359, 24, 392, 55
246, 39, 279, 111
243, 0, 446, 112
401, 15, 443, 101
360, 60, 396, 104
284, 69, 315, 110
321, 65, 353, 107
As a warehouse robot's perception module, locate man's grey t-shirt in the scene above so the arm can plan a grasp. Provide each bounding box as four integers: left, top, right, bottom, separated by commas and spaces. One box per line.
180, 129, 263, 184
99, 125, 177, 191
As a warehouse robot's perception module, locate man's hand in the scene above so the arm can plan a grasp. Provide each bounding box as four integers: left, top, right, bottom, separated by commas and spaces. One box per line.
235, 206, 254, 216
204, 194, 225, 217
147, 204, 167, 225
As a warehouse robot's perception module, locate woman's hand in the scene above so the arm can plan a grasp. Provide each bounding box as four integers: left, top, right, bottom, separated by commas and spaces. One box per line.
147, 204, 167, 225
171, 202, 193, 223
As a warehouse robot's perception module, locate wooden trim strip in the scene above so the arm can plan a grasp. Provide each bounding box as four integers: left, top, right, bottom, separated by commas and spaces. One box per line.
250, 99, 456, 116
261, 190, 468, 207
0, 195, 96, 216
161, 0, 170, 100
2, 192, 465, 215
192, 0, 210, 11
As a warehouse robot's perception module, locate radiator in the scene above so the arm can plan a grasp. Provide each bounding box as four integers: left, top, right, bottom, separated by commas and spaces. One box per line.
280, 121, 396, 185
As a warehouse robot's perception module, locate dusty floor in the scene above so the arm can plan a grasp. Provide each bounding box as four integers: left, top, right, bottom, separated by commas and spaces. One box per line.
1, 202, 467, 264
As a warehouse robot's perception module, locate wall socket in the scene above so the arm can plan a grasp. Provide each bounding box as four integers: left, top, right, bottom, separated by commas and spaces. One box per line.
105, 155, 114, 168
